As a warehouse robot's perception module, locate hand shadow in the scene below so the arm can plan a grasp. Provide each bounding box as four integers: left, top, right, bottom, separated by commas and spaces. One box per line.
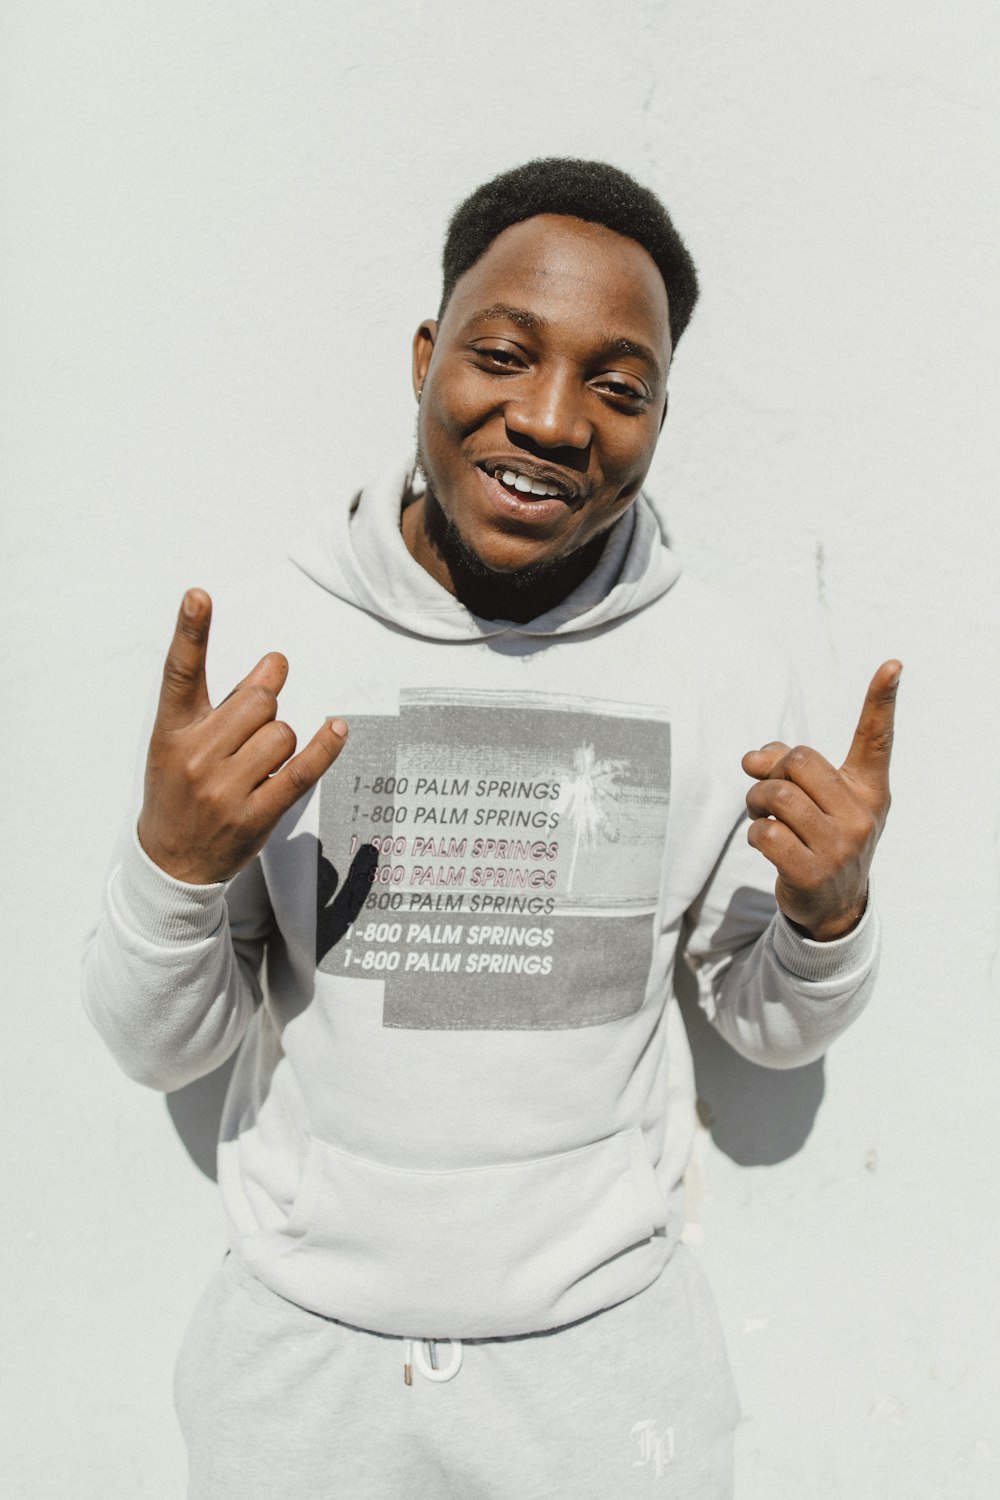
316, 839, 380, 965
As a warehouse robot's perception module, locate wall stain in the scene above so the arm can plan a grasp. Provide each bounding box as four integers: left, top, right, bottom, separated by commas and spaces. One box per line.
815, 540, 828, 608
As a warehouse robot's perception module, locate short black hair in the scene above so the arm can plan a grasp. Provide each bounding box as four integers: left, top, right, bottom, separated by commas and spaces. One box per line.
440, 157, 699, 350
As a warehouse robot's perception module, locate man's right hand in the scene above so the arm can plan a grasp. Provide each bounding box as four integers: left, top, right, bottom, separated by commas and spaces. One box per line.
137, 589, 348, 884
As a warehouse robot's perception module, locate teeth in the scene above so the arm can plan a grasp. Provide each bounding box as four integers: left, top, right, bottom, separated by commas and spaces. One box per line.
494, 467, 564, 499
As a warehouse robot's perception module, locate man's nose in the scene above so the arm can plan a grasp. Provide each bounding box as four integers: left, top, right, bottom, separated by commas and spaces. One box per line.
504, 368, 591, 451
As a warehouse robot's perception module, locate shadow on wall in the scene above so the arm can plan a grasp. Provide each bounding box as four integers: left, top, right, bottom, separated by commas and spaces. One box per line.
166, 1052, 236, 1181
165, 829, 378, 1179
674, 950, 825, 1166
166, 983, 824, 1183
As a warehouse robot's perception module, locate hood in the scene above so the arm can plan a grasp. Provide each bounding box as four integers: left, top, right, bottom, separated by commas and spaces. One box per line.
288, 455, 683, 642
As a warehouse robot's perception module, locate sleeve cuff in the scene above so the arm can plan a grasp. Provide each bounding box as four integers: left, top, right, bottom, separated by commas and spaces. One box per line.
111, 823, 229, 947
771, 896, 879, 983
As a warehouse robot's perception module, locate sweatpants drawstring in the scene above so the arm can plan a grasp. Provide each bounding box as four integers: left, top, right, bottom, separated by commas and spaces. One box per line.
403, 1338, 464, 1385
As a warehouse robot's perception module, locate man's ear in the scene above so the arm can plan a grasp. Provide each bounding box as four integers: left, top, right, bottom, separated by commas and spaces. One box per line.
658, 389, 669, 433
413, 320, 438, 398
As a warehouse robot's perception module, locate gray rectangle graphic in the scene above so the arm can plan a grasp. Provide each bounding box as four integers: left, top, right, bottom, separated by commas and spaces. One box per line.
316, 691, 670, 1029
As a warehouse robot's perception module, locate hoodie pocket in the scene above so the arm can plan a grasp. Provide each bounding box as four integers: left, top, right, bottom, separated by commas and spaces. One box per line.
268, 1126, 671, 1339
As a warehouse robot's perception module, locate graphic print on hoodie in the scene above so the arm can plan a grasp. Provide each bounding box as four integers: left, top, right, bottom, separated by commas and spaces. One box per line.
315, 688, 671, 1029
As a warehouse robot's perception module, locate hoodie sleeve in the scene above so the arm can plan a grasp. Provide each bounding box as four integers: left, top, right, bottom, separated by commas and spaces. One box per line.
81, 820, 272, 1092
681, 812, 880, 1069
679, 655, 880, 1070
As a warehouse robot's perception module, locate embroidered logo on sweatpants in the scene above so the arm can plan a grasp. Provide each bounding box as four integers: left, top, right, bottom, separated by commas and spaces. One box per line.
630, 1419, 676, 1478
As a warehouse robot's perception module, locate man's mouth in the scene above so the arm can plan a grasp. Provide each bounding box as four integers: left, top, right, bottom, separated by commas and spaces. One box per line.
478, 460, 579, 501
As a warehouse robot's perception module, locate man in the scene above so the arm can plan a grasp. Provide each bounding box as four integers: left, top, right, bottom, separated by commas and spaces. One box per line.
84, 158, 898, 1498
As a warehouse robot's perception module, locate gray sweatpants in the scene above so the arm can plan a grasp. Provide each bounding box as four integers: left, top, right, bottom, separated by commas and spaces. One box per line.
175, 1244, 740, 1499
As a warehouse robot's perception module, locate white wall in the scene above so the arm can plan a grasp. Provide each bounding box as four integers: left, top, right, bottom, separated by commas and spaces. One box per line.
4, 2, 998, 1494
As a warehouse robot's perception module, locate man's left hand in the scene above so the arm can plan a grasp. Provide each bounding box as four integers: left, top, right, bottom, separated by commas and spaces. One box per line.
741, 660, 901, 942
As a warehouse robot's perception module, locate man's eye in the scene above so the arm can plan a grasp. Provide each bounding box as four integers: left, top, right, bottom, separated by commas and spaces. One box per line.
475, 346, 522, 368
596, 378, 646, 402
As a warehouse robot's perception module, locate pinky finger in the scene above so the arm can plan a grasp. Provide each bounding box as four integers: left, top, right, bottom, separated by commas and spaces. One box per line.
253, 718, 348, 825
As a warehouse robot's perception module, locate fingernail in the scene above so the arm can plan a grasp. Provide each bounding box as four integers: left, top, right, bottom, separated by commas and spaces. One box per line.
182, 591, 199, 618
329, 718, 348, 738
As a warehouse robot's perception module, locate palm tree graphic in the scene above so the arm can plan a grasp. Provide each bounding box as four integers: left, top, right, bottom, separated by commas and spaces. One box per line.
556, 744, 625, 895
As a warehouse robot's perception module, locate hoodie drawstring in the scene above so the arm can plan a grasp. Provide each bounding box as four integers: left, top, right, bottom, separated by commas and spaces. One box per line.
403, 1338, 463, 1385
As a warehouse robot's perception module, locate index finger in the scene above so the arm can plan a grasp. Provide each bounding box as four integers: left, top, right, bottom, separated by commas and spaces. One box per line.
841, 659, 902, 782
157, 588, 213, 726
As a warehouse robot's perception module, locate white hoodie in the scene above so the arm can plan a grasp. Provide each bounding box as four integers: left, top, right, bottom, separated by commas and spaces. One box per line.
83, 458, 879, 1340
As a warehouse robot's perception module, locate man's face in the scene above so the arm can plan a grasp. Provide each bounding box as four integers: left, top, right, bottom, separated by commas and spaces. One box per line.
412, 214, 673, 577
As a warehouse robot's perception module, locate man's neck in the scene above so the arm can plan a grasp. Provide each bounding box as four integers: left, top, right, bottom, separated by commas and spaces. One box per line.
400, 492, 606, 625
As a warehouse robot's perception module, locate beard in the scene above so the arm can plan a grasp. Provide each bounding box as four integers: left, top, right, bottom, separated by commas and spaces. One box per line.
413, 441, 597, 596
